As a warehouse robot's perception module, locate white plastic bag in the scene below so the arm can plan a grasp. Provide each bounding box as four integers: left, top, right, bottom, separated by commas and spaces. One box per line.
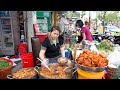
90, 43, 99, 53
41, 59, 49, 66
107, 49, 120, 68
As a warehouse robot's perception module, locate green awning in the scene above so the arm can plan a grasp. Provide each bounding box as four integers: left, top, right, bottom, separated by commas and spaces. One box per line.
36, 11, 52, 18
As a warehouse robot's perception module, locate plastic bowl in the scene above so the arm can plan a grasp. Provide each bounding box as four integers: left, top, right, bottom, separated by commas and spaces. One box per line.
0, 58, 13, 79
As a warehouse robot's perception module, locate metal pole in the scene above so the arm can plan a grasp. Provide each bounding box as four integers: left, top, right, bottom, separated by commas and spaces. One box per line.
89, 11, 91, 29
96, 18, 97, 29
103, 11, 106, 34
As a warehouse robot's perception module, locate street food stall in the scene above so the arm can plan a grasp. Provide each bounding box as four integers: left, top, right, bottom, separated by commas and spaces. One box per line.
1, 38, 120, 79
1, 11, 120, 79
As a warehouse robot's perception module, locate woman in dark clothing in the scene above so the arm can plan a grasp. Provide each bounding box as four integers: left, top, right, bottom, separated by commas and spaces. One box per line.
39, 25, 65, 65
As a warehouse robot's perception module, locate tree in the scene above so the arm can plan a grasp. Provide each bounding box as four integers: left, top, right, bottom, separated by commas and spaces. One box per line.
96, 11, 119, 24
96, 11, 107, 21
105, 11, 119, 23
96, 11, 101, 20
80, 11, 86, 18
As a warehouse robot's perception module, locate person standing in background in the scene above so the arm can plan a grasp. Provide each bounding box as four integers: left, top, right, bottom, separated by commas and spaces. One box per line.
75, 20, 93, 43
59, 14, 70, 33
84, 21, 90, 28
59, 14, 70, 45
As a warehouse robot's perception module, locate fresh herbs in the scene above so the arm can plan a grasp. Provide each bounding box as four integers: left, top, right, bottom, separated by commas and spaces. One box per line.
97, 39, 114, 52
0, 60, 9, 70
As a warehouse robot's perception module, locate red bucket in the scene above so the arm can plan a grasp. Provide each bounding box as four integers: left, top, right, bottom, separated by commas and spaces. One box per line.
0, 58, 13, 79
21, 52, 34, 68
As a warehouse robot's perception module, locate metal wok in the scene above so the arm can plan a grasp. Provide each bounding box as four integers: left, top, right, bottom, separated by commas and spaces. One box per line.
34, 63, 77, 79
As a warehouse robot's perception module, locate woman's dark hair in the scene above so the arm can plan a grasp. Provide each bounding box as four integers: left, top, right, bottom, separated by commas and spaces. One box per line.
75, 20, 84, 28
50, 25, 61, 34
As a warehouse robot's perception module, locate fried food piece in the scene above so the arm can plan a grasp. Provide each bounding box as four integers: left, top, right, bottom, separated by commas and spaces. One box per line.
13, 68, 36, 79
76, 50, 108, 67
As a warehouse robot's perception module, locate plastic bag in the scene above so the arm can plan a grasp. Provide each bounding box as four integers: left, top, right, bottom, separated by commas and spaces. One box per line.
41, 59, 49, 66
90, 43, 99, 53
107, 49, 120, 68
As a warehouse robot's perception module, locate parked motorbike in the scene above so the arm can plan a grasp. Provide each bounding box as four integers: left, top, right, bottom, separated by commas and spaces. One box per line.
114, 36, 120, 45
93, 33, 102, 42
107, 35, 115, 44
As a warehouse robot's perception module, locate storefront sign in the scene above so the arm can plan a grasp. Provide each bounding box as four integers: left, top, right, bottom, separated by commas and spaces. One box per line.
66, 13, 79, 18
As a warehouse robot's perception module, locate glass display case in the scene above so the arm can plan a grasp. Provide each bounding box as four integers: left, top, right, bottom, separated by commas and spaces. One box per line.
0, 11, 14, 55
36, 11, 52, 33
37, 17, 48, 33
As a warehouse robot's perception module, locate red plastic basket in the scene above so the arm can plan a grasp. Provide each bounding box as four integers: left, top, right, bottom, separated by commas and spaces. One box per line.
0, 58, 13, 79
21, 52, 34, 68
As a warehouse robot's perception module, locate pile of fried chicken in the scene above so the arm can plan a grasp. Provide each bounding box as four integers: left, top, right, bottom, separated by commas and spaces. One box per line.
76, 50, 108, 67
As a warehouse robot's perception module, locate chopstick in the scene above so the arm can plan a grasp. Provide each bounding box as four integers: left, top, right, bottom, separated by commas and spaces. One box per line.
37, 58, 51, 71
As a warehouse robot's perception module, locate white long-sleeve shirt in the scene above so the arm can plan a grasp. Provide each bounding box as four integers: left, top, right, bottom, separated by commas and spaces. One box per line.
59, 17, 69, 33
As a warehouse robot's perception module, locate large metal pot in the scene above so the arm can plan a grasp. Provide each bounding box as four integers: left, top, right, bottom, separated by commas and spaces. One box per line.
7, 67, 38, 79
34, 63, 77, 79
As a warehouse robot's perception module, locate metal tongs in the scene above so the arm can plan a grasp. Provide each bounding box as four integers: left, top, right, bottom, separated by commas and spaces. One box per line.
37, 58, 51, 71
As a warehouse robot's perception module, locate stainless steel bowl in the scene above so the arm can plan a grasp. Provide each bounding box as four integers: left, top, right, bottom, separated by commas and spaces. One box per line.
75, 60, 106, 72
78, 64, 106, 72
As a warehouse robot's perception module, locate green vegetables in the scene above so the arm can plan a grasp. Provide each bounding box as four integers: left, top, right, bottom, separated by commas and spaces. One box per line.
97, 39, 114, 52
0, 60, 10, 70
